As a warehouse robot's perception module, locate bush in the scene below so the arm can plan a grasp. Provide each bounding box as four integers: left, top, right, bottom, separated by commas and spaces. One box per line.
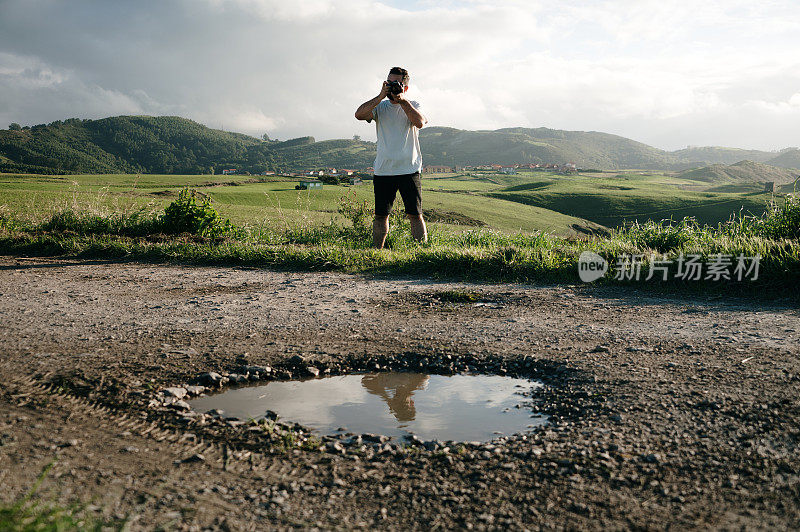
620, 217, 702, 252
337, 189, 373, 242
161, 188, 235, 237
759, 194, 800, 239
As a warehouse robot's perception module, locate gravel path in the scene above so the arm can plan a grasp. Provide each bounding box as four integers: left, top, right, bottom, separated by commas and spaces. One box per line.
0, 256, 798, 530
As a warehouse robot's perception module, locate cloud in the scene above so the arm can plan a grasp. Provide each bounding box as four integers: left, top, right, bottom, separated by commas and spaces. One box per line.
1, 0, 799, 150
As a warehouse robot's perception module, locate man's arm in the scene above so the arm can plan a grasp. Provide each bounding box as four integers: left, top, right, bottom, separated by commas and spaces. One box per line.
397, 98, 426, 129
355, 82, 390, 121
391, 93, 427, 129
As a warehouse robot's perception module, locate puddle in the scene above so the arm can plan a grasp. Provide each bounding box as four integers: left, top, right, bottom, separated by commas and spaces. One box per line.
189, 373, 545, 442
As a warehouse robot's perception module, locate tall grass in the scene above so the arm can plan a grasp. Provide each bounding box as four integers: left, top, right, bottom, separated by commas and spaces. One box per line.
0, 462, 125, 531
1, 189, 797, 292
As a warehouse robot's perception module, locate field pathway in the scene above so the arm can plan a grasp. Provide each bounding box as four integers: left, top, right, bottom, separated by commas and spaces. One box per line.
1, 256, 798, 529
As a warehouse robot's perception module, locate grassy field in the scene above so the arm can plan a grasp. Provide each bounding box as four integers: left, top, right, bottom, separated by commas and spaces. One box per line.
0, 170, 780, 237
1, 170, 796, 294
0, 172, 608, 237
482, 171, 775, 228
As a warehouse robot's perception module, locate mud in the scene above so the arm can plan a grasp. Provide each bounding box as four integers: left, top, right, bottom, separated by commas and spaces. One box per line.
0, 256, 798, 530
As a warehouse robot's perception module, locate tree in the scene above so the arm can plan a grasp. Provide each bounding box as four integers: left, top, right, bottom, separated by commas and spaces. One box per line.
353, 134, 361, 141
8, 123, 21, 131
262, 133, 270, 141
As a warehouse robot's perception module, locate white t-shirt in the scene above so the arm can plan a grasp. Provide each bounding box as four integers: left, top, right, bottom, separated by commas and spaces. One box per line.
371, 99, 424, 176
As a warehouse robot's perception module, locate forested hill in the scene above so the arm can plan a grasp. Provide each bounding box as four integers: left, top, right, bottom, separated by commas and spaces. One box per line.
0, 116, 376, 175
1, 115, 796, 175
418, 127, 797, 171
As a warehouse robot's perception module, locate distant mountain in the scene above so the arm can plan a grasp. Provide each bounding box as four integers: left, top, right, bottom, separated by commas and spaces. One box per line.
765, 148, 800, 170
418, 126, 679, 169
0, 116, 375, 175
1, 115, 796, 175
677, 160, 798, 185
669, 146, 776, 166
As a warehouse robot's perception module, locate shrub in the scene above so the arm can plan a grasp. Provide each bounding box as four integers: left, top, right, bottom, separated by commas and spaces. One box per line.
161, 188, 235, 237
760, 194, 800, 239
620, 217, 702, 252
337, 190, 373, 242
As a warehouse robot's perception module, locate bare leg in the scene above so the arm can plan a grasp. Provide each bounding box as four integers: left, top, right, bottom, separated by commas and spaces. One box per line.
373, 215, 389, 248
408, 214, 427, 243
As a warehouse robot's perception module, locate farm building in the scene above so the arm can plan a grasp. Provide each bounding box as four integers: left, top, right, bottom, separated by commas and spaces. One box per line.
424, 165, 453, 173
296, 179, 323, 190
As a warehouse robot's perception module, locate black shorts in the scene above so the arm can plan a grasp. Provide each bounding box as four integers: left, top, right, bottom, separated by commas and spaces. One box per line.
373, 172, 422, 216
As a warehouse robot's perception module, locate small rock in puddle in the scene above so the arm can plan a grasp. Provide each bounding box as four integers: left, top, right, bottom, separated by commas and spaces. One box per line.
188, 373, 546, 442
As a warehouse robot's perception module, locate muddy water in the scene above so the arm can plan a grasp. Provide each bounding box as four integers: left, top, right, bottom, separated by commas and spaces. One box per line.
189, 373, 545, 442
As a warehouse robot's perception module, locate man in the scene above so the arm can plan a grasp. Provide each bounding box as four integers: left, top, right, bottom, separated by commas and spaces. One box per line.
355, 66, 428, 248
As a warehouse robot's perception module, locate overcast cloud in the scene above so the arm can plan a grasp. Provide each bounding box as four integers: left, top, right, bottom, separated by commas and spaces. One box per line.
1, 0, 799, 150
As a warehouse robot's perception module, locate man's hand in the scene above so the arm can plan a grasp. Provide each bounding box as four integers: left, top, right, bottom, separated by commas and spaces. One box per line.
356, 84, 390, 121
379, 81, 391, 99
387, 90, 406, 103
396, 97, 426, 128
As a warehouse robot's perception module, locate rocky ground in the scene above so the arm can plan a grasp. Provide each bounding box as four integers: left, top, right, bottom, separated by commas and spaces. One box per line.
0, 255, 798, 530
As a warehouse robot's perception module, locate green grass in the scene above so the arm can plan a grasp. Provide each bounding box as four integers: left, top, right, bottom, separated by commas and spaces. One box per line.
0, 172, 608, 237
0, 462, 125, 531
1, 192, 797, 294
1, 172, 796, 295
484, 171, 774, 227
1, 170, 782, 237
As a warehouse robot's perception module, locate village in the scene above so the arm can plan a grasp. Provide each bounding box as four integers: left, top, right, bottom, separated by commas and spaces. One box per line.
216, 162, 580, 189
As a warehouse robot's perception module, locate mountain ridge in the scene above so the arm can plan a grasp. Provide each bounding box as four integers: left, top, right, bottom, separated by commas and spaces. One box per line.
1, 115, 797, 175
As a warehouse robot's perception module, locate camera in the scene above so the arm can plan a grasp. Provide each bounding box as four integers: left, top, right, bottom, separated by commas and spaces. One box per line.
387, 80, 404, 96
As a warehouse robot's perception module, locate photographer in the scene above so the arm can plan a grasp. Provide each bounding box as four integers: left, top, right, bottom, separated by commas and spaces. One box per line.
355, 66, 428, 248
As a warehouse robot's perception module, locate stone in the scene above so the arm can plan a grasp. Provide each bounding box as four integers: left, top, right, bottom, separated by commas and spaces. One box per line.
175, 453, 205, 464
169, 400, 191, 411
185, 385, 206, 396
306, 366, 320, 377
197, 372, 223, 386
246, 365, 271, 376
163, 387, 187, 399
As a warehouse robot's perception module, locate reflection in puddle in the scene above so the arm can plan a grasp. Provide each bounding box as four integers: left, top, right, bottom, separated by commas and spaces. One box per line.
190, 373, 545, 442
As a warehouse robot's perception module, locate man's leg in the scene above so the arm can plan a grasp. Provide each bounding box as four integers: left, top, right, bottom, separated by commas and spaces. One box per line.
407, 214, 427, 243
398, 172, 426, 243
373, 215, 389, 248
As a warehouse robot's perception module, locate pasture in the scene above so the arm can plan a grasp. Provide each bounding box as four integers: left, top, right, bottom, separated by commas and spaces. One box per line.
0, 170, 778, 238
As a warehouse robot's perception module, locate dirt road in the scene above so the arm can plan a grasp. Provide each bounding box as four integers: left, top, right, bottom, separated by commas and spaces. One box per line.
1, 256, 798, 530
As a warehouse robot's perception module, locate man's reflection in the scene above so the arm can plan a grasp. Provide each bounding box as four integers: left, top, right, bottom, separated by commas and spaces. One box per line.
361, 373, 429, 422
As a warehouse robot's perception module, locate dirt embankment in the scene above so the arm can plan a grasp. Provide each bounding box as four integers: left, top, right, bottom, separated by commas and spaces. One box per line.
0, 256, 798, 530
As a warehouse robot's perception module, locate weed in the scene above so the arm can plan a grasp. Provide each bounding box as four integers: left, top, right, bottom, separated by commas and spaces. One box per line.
162, 188, 237, 238
435, 290, 483, 303
0, 461, 125, 531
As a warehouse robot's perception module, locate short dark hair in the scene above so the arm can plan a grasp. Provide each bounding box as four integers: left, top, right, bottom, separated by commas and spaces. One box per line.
389, 66, 410, 87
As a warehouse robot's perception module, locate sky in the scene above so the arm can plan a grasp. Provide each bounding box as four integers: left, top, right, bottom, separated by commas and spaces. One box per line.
1, 0, 799, 151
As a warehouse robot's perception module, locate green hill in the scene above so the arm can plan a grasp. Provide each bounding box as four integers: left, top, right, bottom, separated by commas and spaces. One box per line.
0, 116, 375, 175
0, 115, 794, 175
766, 148, 800, 170
485, 172, 773, 228
669, 146, 775, 165
677, 160, 798, 185
419, 126, 677, 169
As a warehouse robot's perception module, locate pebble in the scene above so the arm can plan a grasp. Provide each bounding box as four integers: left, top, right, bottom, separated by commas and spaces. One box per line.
163, 387, 187, 399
